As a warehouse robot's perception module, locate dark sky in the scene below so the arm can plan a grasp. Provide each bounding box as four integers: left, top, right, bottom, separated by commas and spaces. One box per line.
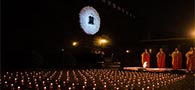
2, 0, 194, 69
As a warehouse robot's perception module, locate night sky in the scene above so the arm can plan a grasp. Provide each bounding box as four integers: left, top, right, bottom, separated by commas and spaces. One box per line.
2, 0, 194, 69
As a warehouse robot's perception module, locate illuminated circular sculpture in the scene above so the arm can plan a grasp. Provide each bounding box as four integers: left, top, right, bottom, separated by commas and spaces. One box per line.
79, 6, 101, 35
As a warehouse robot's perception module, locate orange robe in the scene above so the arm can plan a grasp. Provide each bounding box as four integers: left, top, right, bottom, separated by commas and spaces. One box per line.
141, 52, 150, 68
171, 51, 182, 70
156, 52, 166, 68
185, 51, 193, 71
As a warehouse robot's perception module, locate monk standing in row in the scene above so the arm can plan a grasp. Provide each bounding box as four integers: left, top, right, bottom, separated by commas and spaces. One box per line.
156, 48, 166, 68
171, 48, 182, 70
193, 48, 195, 71
185, 47, 194, 71
141, 49, 150, 68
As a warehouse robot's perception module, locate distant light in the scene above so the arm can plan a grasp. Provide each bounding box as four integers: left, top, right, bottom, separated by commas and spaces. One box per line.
99, 39, 108, 44
191, 30, 195, 38
72, 42, 78, 46
94, 36, 111, 47
61, 49, 64, 52
126, 50, 130, 53
149, 48, 152, 53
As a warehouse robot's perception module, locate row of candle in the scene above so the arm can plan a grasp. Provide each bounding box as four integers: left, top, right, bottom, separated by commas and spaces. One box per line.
1, 69, 188, 90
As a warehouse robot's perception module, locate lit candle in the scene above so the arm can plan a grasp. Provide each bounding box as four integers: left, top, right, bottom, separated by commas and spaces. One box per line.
49, 83, 53, 89
55, 80, 58, 85
152, 84, 155, 88
34, 79, 37, 82
6, 72, 9, 75
21, 79, 24, 85
84, 81, 87, 85
63, 81, 66, 86
39, 76, 41, 79
36, 84, 39, 89
94, 83, 96, 87
21, 76, 24, 79
82, 85, 85, 89
11, 83, 14, 87
44, 86, 46, 90
9, 77, 11, 80
138, 81, 141, 85
5, 81, 8, 87
57, 85, 61, 90
104, 85, 107, 88
40, 81, 44, 86
11, 84, 14, 90
14, 78, 17, 83
28, 82, 32, 88
93, 87, 96, 90
18, 86, 20, 90
125, 85, 128, 89
116, 87, 119, 90
72, 83, 75, 86
146, 86, 150, 90
11, 73, 13, 76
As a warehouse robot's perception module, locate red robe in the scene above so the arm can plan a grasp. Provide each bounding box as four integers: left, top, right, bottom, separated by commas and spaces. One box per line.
156, 52, 166, 68
193, 50, 195, 71
185, 50, 193, 71
171, 51, 182, 70
141, 52, 150, 68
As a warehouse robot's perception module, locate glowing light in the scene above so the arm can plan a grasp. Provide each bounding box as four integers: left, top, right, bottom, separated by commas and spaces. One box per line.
72, 42, 78, 46
126, 50, 130, 53
18, 86, 20, 89
61, 49, 64, 52
99, 39, 108, 44
94, 35, 111, 47
79, 6, 101, 35
143, 62, 147, 68
191, 30, 195, 38
149, 48, 152, 53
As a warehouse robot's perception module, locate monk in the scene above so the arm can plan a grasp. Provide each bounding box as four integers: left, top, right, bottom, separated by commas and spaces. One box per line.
185, 47, 194, 71
156, 48, 166, 68
193, 48, 195, 71
141, 49, 150, 68
171, 48, 182, 70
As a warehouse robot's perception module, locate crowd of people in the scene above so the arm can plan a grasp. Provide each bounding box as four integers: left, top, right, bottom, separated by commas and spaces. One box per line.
141, 47, 195, 71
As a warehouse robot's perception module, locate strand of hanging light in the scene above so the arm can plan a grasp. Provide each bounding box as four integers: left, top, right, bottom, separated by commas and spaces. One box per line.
101, 0, 135, 19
